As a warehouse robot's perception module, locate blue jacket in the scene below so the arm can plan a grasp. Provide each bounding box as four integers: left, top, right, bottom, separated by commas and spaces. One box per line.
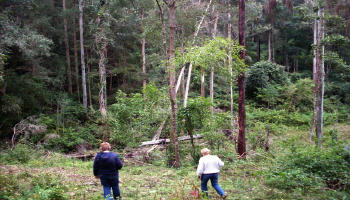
93, 151, 123, 176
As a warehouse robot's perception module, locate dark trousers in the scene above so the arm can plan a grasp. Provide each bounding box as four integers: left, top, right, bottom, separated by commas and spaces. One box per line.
100, 174, 120, 199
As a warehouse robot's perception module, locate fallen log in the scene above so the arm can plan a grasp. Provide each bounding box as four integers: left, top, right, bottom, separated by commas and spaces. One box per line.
67, 153, 95, 160
140, 134, 202, 147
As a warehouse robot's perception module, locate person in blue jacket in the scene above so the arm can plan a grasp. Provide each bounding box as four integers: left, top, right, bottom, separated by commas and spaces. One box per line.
93, 142, 123, 200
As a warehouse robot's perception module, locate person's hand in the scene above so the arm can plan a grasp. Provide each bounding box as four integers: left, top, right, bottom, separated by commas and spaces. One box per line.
95, 176, 99, 179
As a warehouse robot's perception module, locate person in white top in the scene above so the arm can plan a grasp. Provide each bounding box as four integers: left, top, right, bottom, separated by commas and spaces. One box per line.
197, 148, 227, 199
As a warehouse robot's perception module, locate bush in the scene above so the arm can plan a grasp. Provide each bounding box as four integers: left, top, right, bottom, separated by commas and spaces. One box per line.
246, 61, 290, 98
44, 126, 99, 153
281, 78, 314, 112
266, 143, 350, 192
0, 144, 36, 164
109, 85, 169, 149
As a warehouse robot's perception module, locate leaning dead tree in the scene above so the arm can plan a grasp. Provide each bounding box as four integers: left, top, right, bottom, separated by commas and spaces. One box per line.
11, 116, 47, 149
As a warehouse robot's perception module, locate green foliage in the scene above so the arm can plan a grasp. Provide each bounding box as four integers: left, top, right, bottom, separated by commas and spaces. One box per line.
282, 78, 314, 112
44, 126, 99, 153
0, 144, 35, 164
266, 143, 350, 192
109, 84, 169, 149
201, 112, 232, 151
246, 61, 290, 98
0, 173, 68, 200
178, 97, 211, 135
175, 37, 246, 77
178, 97, 211, 163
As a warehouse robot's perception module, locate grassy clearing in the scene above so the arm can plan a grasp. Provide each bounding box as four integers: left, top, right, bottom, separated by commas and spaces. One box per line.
0, 124, 349, 200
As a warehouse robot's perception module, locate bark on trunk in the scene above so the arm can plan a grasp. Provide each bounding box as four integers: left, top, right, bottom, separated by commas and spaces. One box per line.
72, 1, 80, 101
141, 7, 147, 89
96, 16, 108, 141
315, 7, 324, 148
156, 0, 167, 61
201, 67, 205, 97
228, 11, 234, 128
268, 29, 272, 62
79, 0, 87, 109
238, 0, 246, 159
310, 4, 317, 142
87, 50, 92, 108
209, 10, 219, 115
257, 36, 260, 61
63, 0, 73, 94
210, 68, 214, 114
167, 0, 181, 168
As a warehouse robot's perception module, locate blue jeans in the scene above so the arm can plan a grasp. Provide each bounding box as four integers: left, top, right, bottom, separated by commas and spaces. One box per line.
100, 174, 120, 199
201, 173, 225, 197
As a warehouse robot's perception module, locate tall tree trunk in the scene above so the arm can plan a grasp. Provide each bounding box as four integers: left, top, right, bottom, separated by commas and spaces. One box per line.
257, 36, 260, 61
63, 0, 73, 94
315, 7, 325, 148
167, 0, 181, 168
141, 7, 147, 89
156, 0, 167, 61
201, 67, 205, 97
310, 0, 317, 142
73, 1, 80, 101
228, 11, 234, 128
79, 0, 87, 109
268, 29, 272, 62
86, 49, 92, 108
210, 10, 219, 115
96, 16, 108, 141
237, 0, 246, 159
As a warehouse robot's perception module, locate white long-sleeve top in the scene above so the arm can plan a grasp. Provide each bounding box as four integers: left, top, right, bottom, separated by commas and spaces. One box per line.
196, 155, 224, 176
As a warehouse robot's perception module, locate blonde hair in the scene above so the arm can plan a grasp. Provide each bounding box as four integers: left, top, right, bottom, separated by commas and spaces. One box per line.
100, 142, 111, 151
201, 148, 211, 155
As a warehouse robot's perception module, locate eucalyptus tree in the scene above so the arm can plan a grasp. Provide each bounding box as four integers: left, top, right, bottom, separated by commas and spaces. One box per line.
72, 0, 81, 101
63, 0, 73, 94
95, 1, 110, 141
238, 0, 246, 159
164, 0, 181, 167
79, 0, 88, 109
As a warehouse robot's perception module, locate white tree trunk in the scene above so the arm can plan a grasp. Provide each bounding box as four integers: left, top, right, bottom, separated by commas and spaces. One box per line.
183, 0, 212, 107
315, 7, 324, 148
201, 67, 205, 97
141, 7, 147, 89
228, 11, 234, 127
210, 9, 219, 114
79, 0, 87, 109
310, 0, 317, 142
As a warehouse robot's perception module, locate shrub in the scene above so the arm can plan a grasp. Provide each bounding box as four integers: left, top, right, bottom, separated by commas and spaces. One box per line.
266, 143, 350, 192
1, 143, 34, 164
108, 85, 170, 149
281, 78, 313, 112
246, 61, 290, 98
44, 126, 99, 153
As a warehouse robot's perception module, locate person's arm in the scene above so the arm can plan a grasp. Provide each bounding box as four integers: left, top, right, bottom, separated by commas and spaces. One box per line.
115, 154, 123, 170
93, 153, 100, 178
217, 156, 224, 167
196, 158, 204, 178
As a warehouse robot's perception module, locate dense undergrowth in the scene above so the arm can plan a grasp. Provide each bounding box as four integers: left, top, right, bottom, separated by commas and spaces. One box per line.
1, 122, 350, 200
1, 62, 350, 199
